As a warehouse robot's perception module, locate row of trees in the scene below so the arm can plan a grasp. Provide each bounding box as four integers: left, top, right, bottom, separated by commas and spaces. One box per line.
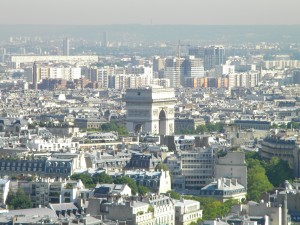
168, 190, 239, 221
70, 173, 149, 196
6, 153, 292, 210
5, 173, 149, 210
29, 121, 129, 136
100, 121, 128, 136
270, 121, 299, 129
179, 122, 224, 135
246, 152, 293, 201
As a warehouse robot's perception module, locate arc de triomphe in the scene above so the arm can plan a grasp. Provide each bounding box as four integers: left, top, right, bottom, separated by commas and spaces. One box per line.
125, 87, 176, 135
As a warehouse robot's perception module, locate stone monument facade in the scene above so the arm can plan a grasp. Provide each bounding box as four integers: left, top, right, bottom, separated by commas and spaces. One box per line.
125, 87, 176, 135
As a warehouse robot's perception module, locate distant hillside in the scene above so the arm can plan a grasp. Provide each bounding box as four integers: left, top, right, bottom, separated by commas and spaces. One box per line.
0, 24, 300, 43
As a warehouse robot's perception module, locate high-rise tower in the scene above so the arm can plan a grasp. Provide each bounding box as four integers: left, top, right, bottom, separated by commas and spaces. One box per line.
164, 57, 184, 88
102, 32, 108, 47
63, 37, 70, 56
32, 62, 41, 90
204, 46, 225, 71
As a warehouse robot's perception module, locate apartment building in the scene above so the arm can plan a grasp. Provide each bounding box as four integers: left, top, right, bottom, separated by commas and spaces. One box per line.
174, 199, 202, 225
166, 147, 215, 190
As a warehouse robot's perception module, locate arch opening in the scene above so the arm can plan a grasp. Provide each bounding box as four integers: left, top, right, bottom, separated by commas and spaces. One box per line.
159, 110, 167, 135
135, 124, 142, 134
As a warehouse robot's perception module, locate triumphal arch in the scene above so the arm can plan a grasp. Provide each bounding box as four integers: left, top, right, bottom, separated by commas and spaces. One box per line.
125, 87, 176, 135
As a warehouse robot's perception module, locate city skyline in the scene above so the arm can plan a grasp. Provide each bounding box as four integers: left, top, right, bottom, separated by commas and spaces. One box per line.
1, 0, 300, 25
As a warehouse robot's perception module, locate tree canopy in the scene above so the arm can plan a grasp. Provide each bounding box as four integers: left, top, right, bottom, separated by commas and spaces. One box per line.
6, 189, 32, 210
101, 121, 128, 136
138, 185, 150, 196
179, 122, 224, 134
245, 153, 273, 201
92, 173, 114, 184
167, 190, 181, 200
155, 163, 169, 171
70, 173, 95, 188
70, 173, 150, 195
245, 151, 293, 189
287, 121, 299, 129
167, 191, 239, 220
114, 176, 138, 195
183, 195, 239, 220
265, 157, 293, 187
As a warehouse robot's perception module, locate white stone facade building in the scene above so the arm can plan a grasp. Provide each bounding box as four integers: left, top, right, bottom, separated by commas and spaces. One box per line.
174, 199, 202, 225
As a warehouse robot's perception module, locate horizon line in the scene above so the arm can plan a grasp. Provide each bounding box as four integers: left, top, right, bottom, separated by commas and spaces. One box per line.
0, 24, 300, 26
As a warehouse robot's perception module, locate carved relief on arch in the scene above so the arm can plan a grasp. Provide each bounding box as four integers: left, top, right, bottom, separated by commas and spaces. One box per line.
154, 124, 158, 133
169, 123, 174, 132
153, 109, 159, 116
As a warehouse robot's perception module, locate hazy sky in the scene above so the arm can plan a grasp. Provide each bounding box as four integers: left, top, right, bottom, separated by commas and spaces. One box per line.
1, 0, 300, 25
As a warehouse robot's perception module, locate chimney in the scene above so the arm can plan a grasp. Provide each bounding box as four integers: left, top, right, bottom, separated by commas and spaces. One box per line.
232, 179, 237, 186
180, 196, 184, 203
225, 178, 231, 187
217, 178, 222, 189
125, 201, 131, 207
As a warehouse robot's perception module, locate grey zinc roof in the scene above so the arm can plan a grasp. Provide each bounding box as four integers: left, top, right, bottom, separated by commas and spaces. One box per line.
5, 207, 57, 218
49, 203, 78, 212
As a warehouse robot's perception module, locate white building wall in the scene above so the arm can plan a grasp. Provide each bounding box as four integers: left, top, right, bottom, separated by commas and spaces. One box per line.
0, 179, 10, 205
215, 151, 247, 188
158, 171, 172, 193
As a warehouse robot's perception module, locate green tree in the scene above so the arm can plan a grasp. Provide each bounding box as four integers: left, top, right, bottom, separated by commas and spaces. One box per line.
287, 121, 299, 129
247, 164, 273, 201
265, 157, 293, 187
70, 173, 95, 188
206, 123, 216, 132
138, 185, 150, 196
279, 123, 287, 129
206, 122, 224, 132
28, 122, 38, 129
167, 190, 181, 200
155, 163, 169, 171
114, 176, 138, 195
6, 189, 32, 210
245, 151, 260, 161
195, 122, 224, 134
101, 122, 128, 136
245, 152, 293, 188
92, 173, 113, 184
182, 195, 238, 220
148, 205, 154, 212
65, 183, 73, 189
189, 222, 198, 225
195, 125, 208, 134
